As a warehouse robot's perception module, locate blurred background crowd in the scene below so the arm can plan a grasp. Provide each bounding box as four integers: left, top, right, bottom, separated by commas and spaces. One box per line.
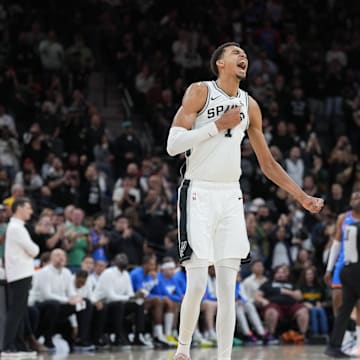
0, 0, 360, 352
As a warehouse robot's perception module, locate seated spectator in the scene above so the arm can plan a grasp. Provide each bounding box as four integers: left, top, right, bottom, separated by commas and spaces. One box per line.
130, 255, 176, 348
87, 260, 107, 291
298, 266, 329, 338
242, 259, 268, 303
29, 249, 93, 351
158, 257, 183, 342
92, 253, 150, 347
235, 272, 268, 344
255, 265, 308, 342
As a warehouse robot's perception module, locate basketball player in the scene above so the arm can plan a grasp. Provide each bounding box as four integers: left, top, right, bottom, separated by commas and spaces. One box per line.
325, 191, 360, 358
166, 42, 324, 360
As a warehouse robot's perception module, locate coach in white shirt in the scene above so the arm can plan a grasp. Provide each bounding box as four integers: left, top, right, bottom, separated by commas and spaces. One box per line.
3, 198, 39, 354
30, 249, 93, 350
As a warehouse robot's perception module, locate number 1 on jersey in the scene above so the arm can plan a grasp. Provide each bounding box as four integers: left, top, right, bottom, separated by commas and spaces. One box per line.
225, 129, 232, 137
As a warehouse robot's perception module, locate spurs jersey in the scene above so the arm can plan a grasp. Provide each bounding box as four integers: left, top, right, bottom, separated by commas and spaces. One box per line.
184, 81, 250, 182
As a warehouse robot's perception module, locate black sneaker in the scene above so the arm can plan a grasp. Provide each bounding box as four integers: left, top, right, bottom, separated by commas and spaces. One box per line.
96, 335, 110, 349
112, 335, 131, 350
324, 346, 351, 358
153, 337, 171, 349
44, 339, 56, 352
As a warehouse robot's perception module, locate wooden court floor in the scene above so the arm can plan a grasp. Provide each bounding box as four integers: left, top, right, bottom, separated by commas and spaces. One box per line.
35, 345, 331, 360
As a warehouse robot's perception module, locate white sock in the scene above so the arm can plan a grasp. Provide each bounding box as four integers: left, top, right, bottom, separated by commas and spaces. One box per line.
164, 312, 174, 336
153, 324, 164, 339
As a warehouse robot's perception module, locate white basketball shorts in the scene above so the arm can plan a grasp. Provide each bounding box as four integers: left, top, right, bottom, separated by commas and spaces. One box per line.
177, 179, 250, 264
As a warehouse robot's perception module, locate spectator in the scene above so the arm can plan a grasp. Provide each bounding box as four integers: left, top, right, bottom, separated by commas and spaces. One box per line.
92, 253, 151, 347
285, 146, 305, 188
87, 260, 107, 291
299, 266, 329, 338
31, 215, 65, 257
255, 265, 308, 341
63, 208, 90, 273
242, 259, 268, 303
89, 213, 108, 263
108, 215, 144, 267
130, 255, 176, 348
235, 272, 268, 344
79, 164, 106, 216
38, 31, 64, 73
29, 249, 93, 351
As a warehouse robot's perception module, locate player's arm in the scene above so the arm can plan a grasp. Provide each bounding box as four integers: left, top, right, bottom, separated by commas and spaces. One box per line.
166, 82, 216, 156
247, 96, 323, 213
324, 213, 346, 286
166, 82, 242, 156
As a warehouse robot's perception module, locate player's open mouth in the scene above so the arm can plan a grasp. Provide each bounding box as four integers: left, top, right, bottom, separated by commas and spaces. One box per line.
237, 62, 247, 70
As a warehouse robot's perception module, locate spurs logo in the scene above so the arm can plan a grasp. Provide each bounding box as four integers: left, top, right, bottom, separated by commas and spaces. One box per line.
179, 241, 187, 258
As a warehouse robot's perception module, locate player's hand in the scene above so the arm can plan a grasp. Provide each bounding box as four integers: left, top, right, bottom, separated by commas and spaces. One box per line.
215, 106, 242, 131
324, 271, 332, 287
301, 195, 324, 213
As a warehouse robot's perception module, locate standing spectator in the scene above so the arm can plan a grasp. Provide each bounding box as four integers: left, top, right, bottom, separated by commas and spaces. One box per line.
285, 146, 305, 188
14, 159, 43, 198
79, 164, 106, 216
108, 215, 144, 267
63, 208, 90, 273
89, 213, 108, 263
2, 184, 24, 212
45, 157, 76, 207
3, 198, 39, 355
31, 215, 65, 257
38, 30, 64, 74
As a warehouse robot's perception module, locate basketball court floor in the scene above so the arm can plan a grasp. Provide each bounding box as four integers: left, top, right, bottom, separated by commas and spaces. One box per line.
34, 345, 331, 360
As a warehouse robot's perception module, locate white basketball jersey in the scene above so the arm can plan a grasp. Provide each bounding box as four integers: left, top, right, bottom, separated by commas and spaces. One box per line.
184, 81, 250, 182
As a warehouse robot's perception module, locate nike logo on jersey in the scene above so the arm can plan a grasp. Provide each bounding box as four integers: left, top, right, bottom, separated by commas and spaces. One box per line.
210, 95, 221, 100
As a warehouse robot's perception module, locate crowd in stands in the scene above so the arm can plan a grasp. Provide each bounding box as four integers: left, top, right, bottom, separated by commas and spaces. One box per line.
0, 0, 360, 353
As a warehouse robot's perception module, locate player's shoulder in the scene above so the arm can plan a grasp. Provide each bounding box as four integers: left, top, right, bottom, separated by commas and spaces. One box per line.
337, 212, 348, 225
185, 81, 209, 96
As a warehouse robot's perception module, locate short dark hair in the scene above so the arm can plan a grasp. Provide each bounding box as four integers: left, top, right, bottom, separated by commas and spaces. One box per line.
11, 197, 31, 214
210, 42, 241, 76
75, 269, 89, 279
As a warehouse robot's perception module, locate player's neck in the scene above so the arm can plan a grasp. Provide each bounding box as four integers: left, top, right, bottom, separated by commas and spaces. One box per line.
216, 76, 240, 97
